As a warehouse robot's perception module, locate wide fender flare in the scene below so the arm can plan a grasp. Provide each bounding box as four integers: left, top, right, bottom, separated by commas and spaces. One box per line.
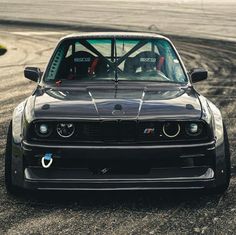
207, 99, 227, 184
11, 100, 27, 187
12, 100, 27, 144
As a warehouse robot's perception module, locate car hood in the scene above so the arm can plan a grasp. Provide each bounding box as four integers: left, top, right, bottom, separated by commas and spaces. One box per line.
32, 84, 202, 120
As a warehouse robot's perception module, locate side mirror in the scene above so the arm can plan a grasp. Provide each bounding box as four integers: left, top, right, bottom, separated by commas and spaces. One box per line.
190, 68, 208, 83
24, 67, 42, 82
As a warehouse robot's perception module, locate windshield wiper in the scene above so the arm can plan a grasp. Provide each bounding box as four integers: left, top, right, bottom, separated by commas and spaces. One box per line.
114, 37, 118, 83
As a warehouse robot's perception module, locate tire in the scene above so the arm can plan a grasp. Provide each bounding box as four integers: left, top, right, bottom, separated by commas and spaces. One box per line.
5, 121, 22, 195
213, 123, 231, 194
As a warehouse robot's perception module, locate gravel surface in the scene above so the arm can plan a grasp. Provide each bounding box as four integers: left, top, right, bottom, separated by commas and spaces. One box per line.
1, 1, 236, 234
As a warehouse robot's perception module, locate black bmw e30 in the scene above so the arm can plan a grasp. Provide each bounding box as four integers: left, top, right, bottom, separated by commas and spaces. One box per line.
5, 32, 231, 194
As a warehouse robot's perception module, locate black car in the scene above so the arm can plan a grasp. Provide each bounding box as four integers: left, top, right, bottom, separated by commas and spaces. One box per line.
5, 32, 230, 194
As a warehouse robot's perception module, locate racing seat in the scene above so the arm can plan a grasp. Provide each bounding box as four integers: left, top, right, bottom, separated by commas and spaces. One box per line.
124, 51, 164, 75
58, 51, 108, 80
68, 51, 95, 79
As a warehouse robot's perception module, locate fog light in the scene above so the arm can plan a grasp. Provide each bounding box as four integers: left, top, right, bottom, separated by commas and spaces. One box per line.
39, 124, 48, 134
186, 123, 202, 136
35, 123, 52, 137
57, 123, 75, 138
189, 123, 198, 133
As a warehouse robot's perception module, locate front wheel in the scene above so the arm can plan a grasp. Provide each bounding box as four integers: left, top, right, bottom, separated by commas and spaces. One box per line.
213, 123, 231, 194
5, 121, 21, 195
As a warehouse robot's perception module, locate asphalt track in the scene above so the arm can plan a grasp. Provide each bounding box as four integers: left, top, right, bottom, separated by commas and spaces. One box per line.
1, 1, 236, 234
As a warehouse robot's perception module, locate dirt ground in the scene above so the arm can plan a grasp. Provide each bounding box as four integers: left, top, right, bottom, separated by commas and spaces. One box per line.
1, 1, 236, 234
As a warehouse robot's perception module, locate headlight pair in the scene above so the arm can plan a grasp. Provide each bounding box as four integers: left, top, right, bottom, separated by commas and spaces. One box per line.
162, 122, 203, 138
35, 123, 75, 138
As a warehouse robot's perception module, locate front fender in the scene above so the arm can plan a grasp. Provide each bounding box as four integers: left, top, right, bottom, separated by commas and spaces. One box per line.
206, 99, 227, 186
198, 94, 227, 186
198, 94, 224, 145
12, 100, 27, 144
207, 100, 224, 147
11, 99, 33, 187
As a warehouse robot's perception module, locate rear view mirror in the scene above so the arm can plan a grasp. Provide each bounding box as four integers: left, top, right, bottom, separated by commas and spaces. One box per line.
190, 68, 208, 83
24, 67, 42, 82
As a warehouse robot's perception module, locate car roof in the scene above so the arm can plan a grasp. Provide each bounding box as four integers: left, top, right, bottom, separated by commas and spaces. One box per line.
61, 32, 169, 41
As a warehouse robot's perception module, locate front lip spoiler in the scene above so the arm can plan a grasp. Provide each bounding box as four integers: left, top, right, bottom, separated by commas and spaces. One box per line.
24, 168, 215, 182
36, 187, 205, 191
24, 177, 215, 191
22, 140, 216, 150
23, 167, 215, 191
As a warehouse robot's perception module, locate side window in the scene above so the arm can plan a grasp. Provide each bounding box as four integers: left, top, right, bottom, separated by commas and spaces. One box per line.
65, 45, 72, 58
75, 42, 96, 56
157, 40, 186, 82
46, 44, 67, 80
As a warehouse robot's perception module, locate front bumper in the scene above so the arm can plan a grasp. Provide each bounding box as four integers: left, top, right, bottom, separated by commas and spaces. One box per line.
24, 167, 215, 190
12, 140, 219, 190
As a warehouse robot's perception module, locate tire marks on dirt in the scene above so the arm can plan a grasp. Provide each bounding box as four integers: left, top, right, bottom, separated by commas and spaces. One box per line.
1, 28, 236, 234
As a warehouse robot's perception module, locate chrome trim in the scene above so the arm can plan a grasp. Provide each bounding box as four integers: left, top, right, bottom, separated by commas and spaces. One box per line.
88, 91, 100, 118
180, 154, 205, 158
22, 140, 215, 150
207, 146, 216, 151
137, 91, 145, 118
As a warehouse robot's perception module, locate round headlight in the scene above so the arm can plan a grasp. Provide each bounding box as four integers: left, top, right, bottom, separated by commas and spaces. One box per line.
35, 123, 52, 137
185, 123, 202, 136
57, 123, 75, 138
163, 122, 180, 138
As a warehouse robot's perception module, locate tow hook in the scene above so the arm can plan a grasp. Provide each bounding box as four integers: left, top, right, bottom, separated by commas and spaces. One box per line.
41, 153, 53, 168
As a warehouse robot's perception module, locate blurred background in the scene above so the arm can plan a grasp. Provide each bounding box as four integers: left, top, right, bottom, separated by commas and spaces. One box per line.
1, 0, 236, 40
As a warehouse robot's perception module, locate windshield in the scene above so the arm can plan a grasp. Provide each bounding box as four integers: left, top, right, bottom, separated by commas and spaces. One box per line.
44, 38, 188, 84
